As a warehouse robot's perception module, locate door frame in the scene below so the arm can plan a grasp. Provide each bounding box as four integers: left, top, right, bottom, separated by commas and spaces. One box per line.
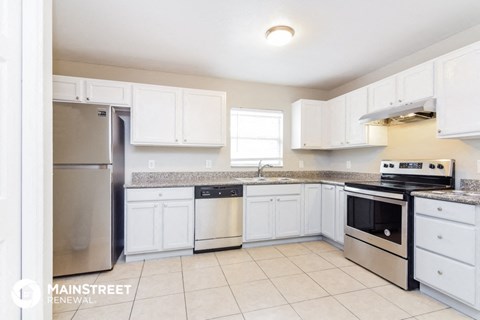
20, 0, 52, 319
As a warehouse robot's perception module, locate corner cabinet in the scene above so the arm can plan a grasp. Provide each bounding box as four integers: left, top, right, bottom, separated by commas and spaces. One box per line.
291, 99, 326, 149
125, 187, 194, 262
321, 184, 346, 245
244, 184, 302, 242
435, 41, 480, 139
53, 75, 132, 106
131, 84, 226, 147
324, 88, 387, 149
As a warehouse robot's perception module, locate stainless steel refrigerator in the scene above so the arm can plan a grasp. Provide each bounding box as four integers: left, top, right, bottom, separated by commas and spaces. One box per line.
53, 102, 125, 277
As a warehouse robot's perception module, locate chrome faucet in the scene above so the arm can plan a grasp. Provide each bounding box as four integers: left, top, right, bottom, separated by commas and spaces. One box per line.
257, 160, 273, 177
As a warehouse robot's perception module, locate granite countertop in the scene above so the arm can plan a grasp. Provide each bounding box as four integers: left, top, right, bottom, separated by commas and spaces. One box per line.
412, 179, 480, 205
412, 190, 480, 205
125, 171, 380, 188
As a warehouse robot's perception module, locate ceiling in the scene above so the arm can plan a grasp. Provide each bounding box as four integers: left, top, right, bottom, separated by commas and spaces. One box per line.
53, 0, 480, 90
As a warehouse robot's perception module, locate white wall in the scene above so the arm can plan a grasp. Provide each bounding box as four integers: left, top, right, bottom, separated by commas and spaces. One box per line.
53, 61, 330, 183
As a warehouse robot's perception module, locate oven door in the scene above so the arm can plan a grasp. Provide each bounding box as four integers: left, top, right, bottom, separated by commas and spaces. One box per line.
344, 187, 408, 258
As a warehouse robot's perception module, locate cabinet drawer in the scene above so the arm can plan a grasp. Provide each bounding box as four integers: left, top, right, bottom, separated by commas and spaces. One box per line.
246, 184, 302, 197
127, 187, 193, 201
415, 215, 475, 265
415, 248, 475, 305
415, 197, 475, 225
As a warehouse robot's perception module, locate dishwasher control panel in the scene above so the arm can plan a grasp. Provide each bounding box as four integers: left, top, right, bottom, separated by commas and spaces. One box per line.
195, 185, 243, 198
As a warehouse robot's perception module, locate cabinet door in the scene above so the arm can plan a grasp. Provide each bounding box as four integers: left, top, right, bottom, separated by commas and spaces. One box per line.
85, 79, 132, 106
304, 184, 321, 235
53, 75, 84, 102
327, 95, 346, 148
275, 195, 302, 238
396, 61, 434, 104
321, 184, 336, 240
162, 200, 194, 250
182, 89, 226, 146
126, 202, 160, 254
131, 84, 181, 145
245, 197, 275, 242
436, 43, 480, 138
368, 77, 396, 112
291, 100, 325, 149
335, 187, 346, 244
345, 87, 368, 146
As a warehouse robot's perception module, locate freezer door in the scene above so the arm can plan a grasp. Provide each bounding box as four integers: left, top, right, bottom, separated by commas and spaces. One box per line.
53, 167, 112, 276
53, 102, 111, 164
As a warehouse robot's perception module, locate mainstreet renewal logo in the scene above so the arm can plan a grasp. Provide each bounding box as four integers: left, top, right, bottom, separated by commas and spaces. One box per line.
11, 279, 132, 308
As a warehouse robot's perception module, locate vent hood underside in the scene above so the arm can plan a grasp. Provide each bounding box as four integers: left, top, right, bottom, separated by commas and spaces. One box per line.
359, 98, 436, 126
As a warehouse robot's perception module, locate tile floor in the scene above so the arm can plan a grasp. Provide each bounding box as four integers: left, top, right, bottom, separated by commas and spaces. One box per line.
52, 241, 473, 320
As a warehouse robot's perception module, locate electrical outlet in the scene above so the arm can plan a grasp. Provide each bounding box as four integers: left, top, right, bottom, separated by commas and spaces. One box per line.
206, 160, 212, 168
346, 161, 352, 169
299, 160, 304, 168
148, 160, 155, 169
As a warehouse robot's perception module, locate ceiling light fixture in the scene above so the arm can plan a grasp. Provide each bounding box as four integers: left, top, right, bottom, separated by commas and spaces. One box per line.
265, 25, 295, 46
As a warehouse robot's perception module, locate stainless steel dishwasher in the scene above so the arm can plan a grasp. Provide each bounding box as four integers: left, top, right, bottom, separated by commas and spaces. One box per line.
194, 185, 243, 252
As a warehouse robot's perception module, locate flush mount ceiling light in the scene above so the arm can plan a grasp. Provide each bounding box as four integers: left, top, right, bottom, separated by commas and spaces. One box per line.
265, 25, 295, 46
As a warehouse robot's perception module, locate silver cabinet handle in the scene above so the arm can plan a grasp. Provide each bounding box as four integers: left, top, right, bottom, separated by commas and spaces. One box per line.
75, 96, 79, 100
389, 102, 393, 105
398, 99, 402, 103
437, 235, 443, 239
86, 97, 90, 101
164, 204, 168, 208
437, 270, 443, 275
158, 193, 163, 197
437, 129, 442, 134
437, 207, 443, 212
324, 186, 334, 190
270, 198, 273, 202
346, 141, 350, 144
154, 204, 159, 208
303, 143, 306, 146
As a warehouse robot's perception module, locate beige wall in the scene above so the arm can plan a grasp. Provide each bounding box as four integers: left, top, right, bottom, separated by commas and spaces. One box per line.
53, 61, 330, 182
327, 120, 480, 187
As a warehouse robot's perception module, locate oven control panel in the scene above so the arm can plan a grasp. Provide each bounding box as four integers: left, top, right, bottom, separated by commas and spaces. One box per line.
380, 160, 454, 176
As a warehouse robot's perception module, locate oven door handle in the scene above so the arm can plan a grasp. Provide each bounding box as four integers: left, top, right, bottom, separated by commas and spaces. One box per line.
345, 190, 407, 206
344, 186, 405, 201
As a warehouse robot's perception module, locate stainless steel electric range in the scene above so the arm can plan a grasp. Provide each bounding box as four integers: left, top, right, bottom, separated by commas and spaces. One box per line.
344, 159, 455, 290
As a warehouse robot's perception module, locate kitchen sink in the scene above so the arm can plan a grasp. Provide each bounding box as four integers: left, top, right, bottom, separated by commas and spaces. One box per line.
235, 177, 296, 183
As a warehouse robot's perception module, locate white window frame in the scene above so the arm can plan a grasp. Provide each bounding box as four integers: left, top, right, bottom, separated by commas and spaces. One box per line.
230, 108, 284, 167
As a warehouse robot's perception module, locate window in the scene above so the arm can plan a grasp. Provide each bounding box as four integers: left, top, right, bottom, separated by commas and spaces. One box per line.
230, 108, 283, 167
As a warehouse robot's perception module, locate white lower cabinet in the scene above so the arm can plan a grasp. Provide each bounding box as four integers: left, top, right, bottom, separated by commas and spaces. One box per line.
321, 184, 336, 240
414, 197, 480, 313
335, 186, 346, 244
304, 184, 322, 235
244, 184, 302, 242
125, 187, 194, 257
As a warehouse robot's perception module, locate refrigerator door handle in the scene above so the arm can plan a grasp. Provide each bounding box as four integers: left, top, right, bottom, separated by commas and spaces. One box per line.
53, 164, 113, 170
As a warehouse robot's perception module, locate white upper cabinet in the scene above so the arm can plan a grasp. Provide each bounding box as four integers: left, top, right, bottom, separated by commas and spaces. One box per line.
367, 61, 434, 112
53, 75, 84, 102
131, 84, 226, 147
84, 79, 132, 105
291, 99, 326, 149
53, 75, 132, 106
368, 76, 397, 112
324, 89, 387, 149
327, 95, 347, 148
435, 42, 480, 139
131, 84, 182, 145
396, 62, 434, 104
182, 89, 226, 146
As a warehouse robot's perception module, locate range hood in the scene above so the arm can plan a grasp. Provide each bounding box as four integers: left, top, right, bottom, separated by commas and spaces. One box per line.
359, 98, 436, 126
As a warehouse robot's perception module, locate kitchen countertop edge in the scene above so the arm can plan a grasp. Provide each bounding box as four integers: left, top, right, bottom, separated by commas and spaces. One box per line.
412, 190, 480, 205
